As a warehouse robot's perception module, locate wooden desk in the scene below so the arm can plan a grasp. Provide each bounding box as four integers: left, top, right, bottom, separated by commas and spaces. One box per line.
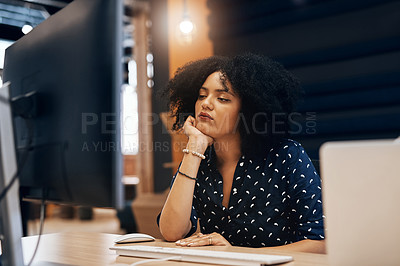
22, 232, 329, 266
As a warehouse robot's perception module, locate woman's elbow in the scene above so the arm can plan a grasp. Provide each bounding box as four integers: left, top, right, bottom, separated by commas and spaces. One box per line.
159, 226, 185, 242
159, 218, 190, 242
161, 232, 181, 242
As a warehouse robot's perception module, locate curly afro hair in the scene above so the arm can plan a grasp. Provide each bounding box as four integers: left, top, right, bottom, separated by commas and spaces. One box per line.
164, 53, 302, 157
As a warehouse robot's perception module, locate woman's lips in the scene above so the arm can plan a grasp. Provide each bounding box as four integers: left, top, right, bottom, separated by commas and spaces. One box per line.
199, 112, 213, 121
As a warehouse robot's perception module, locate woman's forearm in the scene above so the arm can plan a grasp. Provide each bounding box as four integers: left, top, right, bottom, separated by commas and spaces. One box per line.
159, 137, 208, 241
158, 170, 197, 241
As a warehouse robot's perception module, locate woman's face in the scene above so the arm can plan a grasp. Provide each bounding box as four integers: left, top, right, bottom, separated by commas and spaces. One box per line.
195, 72, 241, 140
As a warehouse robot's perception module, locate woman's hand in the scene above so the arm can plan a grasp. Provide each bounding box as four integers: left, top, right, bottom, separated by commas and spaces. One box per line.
175, 232, 232, 247
183, 116, 214, 148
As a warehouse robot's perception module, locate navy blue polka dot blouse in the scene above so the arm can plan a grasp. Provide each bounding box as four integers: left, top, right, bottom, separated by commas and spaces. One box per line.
159, 139, 325, 247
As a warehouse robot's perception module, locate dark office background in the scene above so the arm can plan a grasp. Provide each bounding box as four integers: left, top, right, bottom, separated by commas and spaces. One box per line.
206, 0, 400, 160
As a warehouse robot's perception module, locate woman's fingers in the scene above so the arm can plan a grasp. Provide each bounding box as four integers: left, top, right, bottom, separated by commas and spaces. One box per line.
175, 232, 200, 245
182, 116, 214, 147
182, 116, 197, 137
175, 233, 231, 247
184, 115, 196, 127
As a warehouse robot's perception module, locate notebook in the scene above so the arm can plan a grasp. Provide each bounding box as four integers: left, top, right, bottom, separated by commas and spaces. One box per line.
320, 138, 400, 266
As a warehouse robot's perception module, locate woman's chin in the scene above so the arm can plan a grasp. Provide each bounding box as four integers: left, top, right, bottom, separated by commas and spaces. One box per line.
196, 124, 214, 138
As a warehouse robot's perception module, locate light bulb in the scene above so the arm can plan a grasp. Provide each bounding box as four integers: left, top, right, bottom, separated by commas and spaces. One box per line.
22, 24, 33, 34
179, 19, 194, 34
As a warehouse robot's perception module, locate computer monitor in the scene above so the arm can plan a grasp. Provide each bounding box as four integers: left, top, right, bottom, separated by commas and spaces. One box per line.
1, 0, 124, 264
3, 0, 124, 207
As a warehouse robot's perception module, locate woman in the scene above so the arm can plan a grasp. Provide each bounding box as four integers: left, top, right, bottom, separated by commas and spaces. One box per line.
158, 53, 325, 253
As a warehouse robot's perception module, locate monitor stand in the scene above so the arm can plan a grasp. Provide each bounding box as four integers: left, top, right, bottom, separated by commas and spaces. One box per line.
0, 82, 25, 266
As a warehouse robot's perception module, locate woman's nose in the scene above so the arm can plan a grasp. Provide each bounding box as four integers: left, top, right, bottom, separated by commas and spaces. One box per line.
201, 97, 213, 110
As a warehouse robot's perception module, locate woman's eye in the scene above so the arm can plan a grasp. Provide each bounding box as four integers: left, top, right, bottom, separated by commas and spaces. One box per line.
218, 98, 230, 102
198, 95, 206, 99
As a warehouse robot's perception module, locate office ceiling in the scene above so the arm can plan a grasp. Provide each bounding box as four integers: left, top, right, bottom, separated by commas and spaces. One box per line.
0, 0, 73, 40
0, 0, 137, 41
0, 0, 72, 15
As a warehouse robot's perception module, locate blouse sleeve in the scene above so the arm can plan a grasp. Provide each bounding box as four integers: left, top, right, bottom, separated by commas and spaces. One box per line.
156, 166, 199, 238
286, 143, 325, 241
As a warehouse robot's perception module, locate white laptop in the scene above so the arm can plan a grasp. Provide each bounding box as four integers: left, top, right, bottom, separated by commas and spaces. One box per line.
320, 138, 400, 266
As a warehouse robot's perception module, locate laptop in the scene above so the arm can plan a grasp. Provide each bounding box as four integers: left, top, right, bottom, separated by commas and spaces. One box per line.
320, 138, 400, 266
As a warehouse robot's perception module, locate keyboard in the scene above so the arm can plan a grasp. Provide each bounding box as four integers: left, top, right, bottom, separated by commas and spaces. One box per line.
110, 245, 293, 266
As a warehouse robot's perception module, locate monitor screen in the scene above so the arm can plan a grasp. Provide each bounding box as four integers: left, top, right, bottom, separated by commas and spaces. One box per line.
3, 0, 124, 208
